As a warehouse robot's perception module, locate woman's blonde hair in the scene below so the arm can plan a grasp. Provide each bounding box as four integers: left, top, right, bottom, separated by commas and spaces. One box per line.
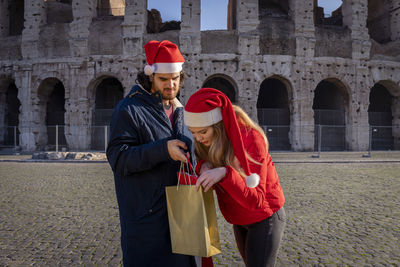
194, 104, 269, 177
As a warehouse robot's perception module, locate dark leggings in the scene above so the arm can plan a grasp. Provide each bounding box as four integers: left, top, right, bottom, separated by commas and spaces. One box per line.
233, 207, 286, 267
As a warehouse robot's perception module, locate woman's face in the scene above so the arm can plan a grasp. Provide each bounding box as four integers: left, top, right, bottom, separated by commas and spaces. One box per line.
188, 126, 215, 147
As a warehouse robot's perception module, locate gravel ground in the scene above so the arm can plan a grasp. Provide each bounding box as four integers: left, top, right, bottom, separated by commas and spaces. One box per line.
0, 161, 399, 266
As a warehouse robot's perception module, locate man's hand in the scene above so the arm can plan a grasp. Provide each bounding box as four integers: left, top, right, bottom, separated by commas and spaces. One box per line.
167, 139, 188, 162
196, 167, 226, 192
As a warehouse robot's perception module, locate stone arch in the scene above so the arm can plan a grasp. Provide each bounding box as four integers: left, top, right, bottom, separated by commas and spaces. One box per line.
0, 78, 21, 147
257, 75, 292, 150
36, 77, 67, 150
368, 80, 400, 150
202, 74, 238, 103
312, 78, 350, 151
367, 0, 391, 44
90, 75, 124, 150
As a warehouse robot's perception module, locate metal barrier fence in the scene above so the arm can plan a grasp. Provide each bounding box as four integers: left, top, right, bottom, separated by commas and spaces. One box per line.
0, 125, 397, 153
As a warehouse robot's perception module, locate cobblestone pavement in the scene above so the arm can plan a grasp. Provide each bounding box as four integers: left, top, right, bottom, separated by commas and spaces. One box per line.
0, 161, 399, 266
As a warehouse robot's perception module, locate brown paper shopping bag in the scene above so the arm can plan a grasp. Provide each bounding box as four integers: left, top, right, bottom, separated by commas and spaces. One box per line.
165, 163, 221, 257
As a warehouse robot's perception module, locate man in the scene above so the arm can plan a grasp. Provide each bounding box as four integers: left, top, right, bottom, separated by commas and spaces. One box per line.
107, 40, 196, 266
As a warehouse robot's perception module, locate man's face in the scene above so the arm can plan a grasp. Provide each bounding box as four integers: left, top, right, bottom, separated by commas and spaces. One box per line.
150, 72, 181, 100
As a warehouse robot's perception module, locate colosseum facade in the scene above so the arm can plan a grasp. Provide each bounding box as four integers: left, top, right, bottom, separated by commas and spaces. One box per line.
0, 0, 399, 152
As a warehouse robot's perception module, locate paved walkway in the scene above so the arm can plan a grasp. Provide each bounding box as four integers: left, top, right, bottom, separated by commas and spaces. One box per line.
0, 153, 399, 266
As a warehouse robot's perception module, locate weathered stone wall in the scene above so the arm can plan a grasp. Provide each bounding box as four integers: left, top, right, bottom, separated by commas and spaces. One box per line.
0, 0, 399, 152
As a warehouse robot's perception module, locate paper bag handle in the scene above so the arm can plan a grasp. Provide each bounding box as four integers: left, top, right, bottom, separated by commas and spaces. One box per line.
176, 156, 196, 189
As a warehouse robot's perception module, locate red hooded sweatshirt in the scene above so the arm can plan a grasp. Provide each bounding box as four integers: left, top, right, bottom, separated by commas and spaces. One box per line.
196, 123, 285, 225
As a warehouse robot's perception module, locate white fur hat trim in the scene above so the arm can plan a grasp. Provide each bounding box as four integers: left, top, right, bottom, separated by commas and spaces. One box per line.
246, 173, 260, 188
184, 107, 222, 127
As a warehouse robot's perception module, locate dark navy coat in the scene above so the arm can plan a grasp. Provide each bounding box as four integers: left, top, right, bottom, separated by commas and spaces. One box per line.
107, 85, 196, 267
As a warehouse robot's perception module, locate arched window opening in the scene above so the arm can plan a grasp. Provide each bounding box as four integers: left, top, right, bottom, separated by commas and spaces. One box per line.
46, 0, 73, 24
367, 0, 391, 44
258, 0, 294, 55
92, 77, 123, 150
9, 0, 24, 36
259, 0, 289, 19
45, 81, 67, 150
202, 76, 236, 103
3, 83, 21, 146
201, 0, 229, 30
314, 0, 343, 26
147, 0, 181, 33
97, 0, 125, 17
257, 78, 291, 151
368, 84, 394, 150
37, 78, 67, 150
312, 80, 348, 151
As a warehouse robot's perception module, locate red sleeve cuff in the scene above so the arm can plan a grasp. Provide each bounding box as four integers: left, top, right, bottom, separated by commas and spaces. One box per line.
195, 159, 206, 175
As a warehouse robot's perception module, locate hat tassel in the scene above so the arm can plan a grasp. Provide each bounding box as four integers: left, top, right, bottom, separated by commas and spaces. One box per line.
246, 173, 260, 188
144, 64, 155, 76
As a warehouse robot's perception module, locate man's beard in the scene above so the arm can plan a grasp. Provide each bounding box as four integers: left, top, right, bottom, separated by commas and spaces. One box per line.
161, 88, 178, 100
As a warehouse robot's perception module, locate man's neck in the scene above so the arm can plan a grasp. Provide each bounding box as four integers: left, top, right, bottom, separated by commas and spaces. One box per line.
162, 99, 171, 106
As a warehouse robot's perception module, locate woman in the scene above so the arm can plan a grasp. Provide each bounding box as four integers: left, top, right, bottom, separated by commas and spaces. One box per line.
184, 88, 286, 267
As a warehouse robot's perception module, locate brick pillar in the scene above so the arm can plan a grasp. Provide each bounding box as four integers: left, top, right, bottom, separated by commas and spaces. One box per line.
13, 66, 37, 151
390, 0, 400, 41
290, 0, 316, 58
343, 0, 371, 60
289, 0, 315, 150
64, 63, 93, 150
348, 65, 371, 151
236, 0, 259, 55
179, 0, 201, 54
69, 0, 96, 57
291, 64, 315, 151
121, 0, 146, 56
21, 0, 46, 59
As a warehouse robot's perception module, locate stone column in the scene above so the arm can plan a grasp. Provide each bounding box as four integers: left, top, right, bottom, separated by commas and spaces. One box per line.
236, 0, 260, 55
342, 0, 371, 60
13, 65, 37, 151
64, 63, 93, 150
121, 0, 147, 56
179, 0, 201, 54
348, 65, 371, 151
291, 62, 315, 151
21, 0, 46, 59
69, 0, 96, 57
0, 0, 9, 37
289, 0, 316, 58
235, 0, 260, 121
390, 0, 400, 41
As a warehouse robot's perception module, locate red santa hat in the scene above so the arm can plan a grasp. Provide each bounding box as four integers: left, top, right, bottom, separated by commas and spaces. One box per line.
184, 88, 260, 188
144, 40, 185, 75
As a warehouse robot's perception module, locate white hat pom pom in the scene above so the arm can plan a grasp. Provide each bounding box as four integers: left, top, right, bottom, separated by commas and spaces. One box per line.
144, 64, 155, 76
246, 173, 260, 188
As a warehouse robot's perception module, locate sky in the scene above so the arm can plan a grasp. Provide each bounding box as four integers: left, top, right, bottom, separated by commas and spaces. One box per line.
147, 0, 343, 30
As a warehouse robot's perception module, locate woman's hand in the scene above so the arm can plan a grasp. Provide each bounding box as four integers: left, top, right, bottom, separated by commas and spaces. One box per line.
196, 167, 227, 192
199, 161, 212, 174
